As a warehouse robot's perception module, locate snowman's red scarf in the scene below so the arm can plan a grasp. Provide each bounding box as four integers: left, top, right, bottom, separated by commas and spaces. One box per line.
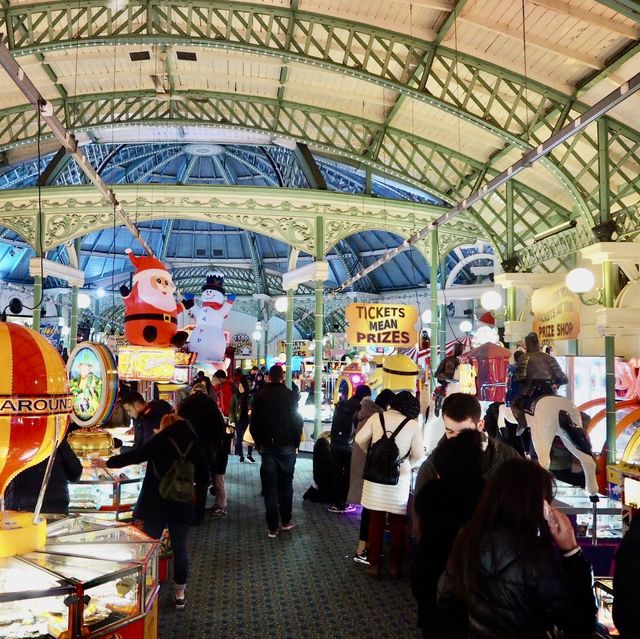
203, 300, 224, 311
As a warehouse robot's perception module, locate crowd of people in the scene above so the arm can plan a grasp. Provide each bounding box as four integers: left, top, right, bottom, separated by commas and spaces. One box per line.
7, 337, 640, 637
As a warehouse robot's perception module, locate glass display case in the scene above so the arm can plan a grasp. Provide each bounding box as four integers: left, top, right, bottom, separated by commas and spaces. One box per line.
0, 516, 160, 639
68, 464, 146, 521
594, 578, 618, 638
0, 556, 74, 638
553, 481, 623, 540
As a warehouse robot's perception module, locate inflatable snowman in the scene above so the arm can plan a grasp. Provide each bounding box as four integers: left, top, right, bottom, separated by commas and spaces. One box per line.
190, 272, 236, 363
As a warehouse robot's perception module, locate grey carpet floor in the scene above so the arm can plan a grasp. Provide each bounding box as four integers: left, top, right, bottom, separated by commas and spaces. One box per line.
157, 452, 422, 639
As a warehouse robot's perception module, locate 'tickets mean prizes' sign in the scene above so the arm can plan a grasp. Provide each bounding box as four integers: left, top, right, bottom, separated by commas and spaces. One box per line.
532, 284, 581, 341
345, 303, 418, 346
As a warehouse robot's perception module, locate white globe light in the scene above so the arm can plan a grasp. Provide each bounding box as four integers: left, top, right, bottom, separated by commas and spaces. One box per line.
566, 268, 595, 293
251, 330, 261, 341
96, 287, 106, 299
421, 309, 432, 324
459, 320, 473, 333
480, 290, 502, 311
77, 293, 92, 309
274, 296, 288, 312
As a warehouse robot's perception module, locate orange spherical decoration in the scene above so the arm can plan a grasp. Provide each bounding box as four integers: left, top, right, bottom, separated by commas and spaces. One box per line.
0, 323, 72, 499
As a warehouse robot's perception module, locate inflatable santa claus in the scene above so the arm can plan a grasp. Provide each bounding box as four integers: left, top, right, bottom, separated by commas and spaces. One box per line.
119, 248, 193, 347
190, 272, 236, 362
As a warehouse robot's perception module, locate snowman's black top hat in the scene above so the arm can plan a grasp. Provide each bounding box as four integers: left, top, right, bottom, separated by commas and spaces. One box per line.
203, 272, 225, 294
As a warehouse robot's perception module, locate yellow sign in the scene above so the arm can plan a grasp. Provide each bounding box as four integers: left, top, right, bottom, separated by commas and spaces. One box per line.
345, 303, 418, 346
532, 284, 581, 341
117, 346, 176, 381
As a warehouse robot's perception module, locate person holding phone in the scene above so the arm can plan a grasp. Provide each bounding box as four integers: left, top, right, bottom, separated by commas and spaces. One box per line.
438, 458, 596, 639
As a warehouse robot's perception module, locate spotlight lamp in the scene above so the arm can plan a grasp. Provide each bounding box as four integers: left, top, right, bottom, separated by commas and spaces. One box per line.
421, 309, 432, 324
77, 293, 92, 309
480, 290, 502, 311
251, 330, 261, 341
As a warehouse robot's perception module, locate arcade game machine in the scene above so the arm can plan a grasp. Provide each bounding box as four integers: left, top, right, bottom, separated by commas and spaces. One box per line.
65, 342, 145, 523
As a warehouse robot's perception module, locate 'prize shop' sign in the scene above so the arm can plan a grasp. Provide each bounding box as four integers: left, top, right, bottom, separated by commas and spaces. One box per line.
345, 303, 418, 346
532, 284, 581, 341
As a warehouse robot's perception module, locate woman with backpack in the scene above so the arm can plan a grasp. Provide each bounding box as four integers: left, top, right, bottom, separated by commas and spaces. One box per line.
355, 391, 424, 578
91, 413, 208, 610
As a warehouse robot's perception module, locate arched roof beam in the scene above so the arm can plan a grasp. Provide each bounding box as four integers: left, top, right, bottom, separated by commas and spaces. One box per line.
0, 91, 583, 251
0, 4, 604, 220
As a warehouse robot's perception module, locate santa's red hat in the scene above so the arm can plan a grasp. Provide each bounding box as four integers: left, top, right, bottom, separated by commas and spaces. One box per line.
125, 248, 171, 285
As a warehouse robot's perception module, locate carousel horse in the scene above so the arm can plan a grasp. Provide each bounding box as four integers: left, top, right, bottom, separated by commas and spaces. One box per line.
422, 376, 461, 454
498, 397, 599, 497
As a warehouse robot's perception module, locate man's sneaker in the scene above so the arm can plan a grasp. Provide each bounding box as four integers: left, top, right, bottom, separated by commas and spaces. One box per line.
174, 594, 186, 610
328, 504, 357, 514
246, 455, 256, 464
239, 456, 245, 463
281, 521, 295, 531
212, 507, 227, 516
353, 549, 370, 565
267, 528, 280, 538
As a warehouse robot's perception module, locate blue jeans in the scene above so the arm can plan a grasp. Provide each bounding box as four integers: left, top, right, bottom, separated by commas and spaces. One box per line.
143, 520, 190, 585
260, 448, 297, 532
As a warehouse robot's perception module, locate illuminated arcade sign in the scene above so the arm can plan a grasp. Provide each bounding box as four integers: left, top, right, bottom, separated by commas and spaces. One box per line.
345, 303, 418, 346
532, 284, 581, 341
67, 342, 118, 427
0, 396, 72, 417
118, 345, 176, 382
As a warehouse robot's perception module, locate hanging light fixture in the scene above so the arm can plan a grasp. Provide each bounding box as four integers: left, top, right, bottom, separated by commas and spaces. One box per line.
565, 268, 595, 294
274, 296, 288, 313
480, 290, 502, 311
459, 320, 473, 333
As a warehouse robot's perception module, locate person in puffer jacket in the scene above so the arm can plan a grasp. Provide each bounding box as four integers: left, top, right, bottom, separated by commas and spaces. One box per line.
438, 458, 596, 639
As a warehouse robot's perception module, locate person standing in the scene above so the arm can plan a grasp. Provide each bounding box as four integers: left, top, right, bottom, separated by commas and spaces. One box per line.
178, 383, 227, 521
210, 370, 235, 515
5, 434, 82, 515
411, 429, 486, 638
328, 384, 371, 514
613, 514, 640, 638
92, 415, 208, 610
355, 391, 424, 578
348, 388, 396, 564
122, 391, 173, 448
230, 376, 255, 463
438, 458, 596, 639
249, 364, 303, 538
414, 393, 519, 496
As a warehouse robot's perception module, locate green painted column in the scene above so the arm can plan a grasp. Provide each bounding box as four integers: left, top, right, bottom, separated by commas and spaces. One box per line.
263, 327, 269, 366
314, 217, 325, 439
69, 287, 79, 351
285, 288, 294, 388
505, 182, 517, 325
430, 232, 439, 392
313, 278, 323, 438
32, 275, 43, 333
598, 119, 617, 465
439, 256, 447, 354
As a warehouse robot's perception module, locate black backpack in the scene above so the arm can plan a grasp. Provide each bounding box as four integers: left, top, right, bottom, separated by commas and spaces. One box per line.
153, 436, 195, 503
363, 413, 412, 486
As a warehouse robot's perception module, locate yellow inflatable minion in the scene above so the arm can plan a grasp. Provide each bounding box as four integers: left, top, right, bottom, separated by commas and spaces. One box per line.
382, 354, 419, 392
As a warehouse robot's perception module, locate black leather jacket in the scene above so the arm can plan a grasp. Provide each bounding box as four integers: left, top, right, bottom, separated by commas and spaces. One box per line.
515, 351, 568, 396
438, 526, 596, 639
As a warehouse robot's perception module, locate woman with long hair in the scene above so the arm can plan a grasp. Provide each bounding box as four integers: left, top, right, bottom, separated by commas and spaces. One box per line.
438, 458, 596, 639
230, 376, 255, 463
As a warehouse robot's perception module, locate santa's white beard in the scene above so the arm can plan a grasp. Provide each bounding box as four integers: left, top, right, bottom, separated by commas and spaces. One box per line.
136, 277, 177, 312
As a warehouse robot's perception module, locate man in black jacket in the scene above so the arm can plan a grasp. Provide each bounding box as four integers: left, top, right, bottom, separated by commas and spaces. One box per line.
5, 436, 82, 515
123, 391, 173, 448
249, 365, 303, 537
328, 384, 371, 514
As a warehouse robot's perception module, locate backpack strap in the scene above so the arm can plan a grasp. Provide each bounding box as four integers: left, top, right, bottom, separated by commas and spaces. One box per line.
389, 416, 412, 441
167, 436, 193, 459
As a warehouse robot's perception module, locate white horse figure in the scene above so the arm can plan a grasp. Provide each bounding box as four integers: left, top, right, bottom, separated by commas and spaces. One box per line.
498, 397, 599, 497
422, 376, 461, 455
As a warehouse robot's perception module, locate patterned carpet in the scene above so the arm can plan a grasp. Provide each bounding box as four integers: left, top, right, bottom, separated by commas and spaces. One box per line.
157, 452, 422, 639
